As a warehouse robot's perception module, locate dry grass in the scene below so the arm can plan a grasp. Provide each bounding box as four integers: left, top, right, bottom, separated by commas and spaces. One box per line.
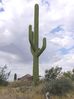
0, 87, 26, 99
0, 80, 74, 99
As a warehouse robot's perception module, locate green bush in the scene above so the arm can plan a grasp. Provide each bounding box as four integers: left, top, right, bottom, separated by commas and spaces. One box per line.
43, 78, 74, 96
42, 66, 74, 96
0, 65, 10, 86
63, 69, 74, 81
45, 66, 62, 81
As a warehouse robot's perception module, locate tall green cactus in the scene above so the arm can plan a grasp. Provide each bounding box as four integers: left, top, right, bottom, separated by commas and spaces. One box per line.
29, 4, 46, 85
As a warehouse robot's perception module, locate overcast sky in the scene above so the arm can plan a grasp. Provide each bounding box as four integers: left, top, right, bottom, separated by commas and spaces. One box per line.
0, 0, 74, 80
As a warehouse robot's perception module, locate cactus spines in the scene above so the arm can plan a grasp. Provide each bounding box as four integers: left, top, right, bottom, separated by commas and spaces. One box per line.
29, 4, 46, 85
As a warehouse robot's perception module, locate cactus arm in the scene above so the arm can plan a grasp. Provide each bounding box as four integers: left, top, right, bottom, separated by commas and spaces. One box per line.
37, 38, 46, 57
29, 25, 35, 51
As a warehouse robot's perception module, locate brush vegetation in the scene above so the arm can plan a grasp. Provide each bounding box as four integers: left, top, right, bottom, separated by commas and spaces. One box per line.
0, 66, 74, 99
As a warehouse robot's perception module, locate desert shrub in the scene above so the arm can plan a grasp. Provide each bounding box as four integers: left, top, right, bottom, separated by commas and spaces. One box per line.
0, 65, 10, 86
45, 66, 62, 81
63, 69, 74, 81
43, 77, 74, 96
9, 79, 32, 88
42, 66, 74, 96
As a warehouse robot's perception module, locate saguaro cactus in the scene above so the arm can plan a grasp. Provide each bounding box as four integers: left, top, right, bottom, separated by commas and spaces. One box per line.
29, 4, 46, 85
14, 73, 17, 81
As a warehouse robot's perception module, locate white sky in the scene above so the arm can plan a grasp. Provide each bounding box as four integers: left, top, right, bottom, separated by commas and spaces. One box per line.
0, 0, 74, 80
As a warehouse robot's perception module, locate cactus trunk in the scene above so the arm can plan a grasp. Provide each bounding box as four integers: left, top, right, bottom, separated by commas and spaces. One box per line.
29, 4, 46, 85
33, 55, 39, 84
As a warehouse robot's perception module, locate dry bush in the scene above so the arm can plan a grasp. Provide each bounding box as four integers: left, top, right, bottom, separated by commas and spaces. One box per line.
0, 85, 74, 99
9, 79, 32, 87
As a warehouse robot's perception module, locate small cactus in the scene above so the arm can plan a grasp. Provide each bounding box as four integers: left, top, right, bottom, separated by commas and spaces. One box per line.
14, 73, 17, 81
